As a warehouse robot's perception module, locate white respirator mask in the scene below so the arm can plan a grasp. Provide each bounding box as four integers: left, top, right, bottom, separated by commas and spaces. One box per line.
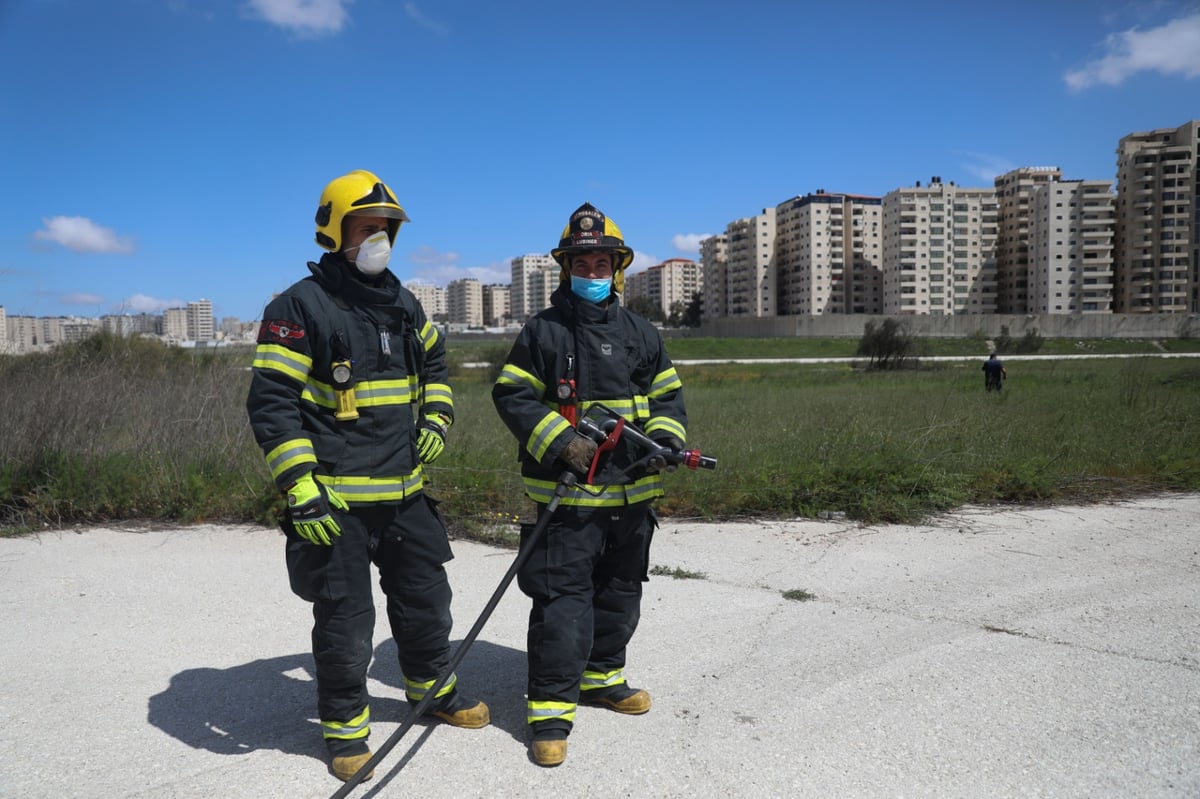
350, 231, 392, 276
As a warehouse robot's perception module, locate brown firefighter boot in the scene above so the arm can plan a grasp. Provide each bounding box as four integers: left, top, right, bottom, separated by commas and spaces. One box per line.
330, 751, 374, 782
530, 731, 568, 767
424, 690, 491, 729
580, 683, 652, 715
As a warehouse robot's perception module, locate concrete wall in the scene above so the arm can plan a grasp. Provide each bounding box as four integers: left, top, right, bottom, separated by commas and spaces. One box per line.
694, 313, 1200, 340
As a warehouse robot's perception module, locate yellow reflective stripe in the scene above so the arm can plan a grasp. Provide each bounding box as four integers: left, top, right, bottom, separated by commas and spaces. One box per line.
497, 363, 546, 395
580, 669, 626, 691
528, 412, 572, 462
404, 672, 457, 701
301, 382, 336, 409
321, 706, 370, 740
644, 416, 686, 442
527, 700, 576, 725
648, 367, 682, 397
633, 395, 650, 420
265, 439, 316, 480
422, 383, 453, 410
355, 379, 415, 406
252, 343, 311, 383
523, 474, 663, 507
580, 398, 635, 418
419, 320, 439, 352
317, 470, 424, 503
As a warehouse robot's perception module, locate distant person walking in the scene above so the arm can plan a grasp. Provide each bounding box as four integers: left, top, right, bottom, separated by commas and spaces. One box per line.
245, 170, 488, 784
983, 352, 1008, 392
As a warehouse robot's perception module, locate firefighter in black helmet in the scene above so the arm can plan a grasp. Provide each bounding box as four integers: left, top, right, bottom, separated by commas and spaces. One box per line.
492, 202, 688, 767
246, 170, 489, 783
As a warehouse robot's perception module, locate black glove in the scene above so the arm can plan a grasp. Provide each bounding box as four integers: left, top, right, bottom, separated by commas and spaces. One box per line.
560, 434, 598, 475
647, 435, 685, 473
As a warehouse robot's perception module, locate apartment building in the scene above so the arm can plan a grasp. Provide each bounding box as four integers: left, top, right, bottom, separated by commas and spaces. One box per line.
882, 178, 999, 315
724, 208, 776, 317
995, 167, 1062, 313
1029, 179, 1115, 313
481, 283, 510, 326
698, 234, 728, 321
1114, 120, 1199, 313
407, 282, 446, 320
624, 258, 703, 318
776, 191, 884, 315
510, 254, 558, 320
447, 278, 484, 326
0, 306, 7, 353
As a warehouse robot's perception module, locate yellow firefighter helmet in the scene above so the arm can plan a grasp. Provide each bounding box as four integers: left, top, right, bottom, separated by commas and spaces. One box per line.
314, 170, 410, 252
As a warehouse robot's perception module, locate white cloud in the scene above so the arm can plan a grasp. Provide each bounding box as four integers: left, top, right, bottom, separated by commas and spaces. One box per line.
244, 0, 351, 37
956, 152, 1019, 184
115, 294, 183, 314
1065, 12, 1200, 90
404, 2, 448, 35
408, 261, 510, 286
60, 292, 105, 307
33, 216, 135, 254
409, 245, 460, 267
671, 233, 710, 255
626, 250, 659, 274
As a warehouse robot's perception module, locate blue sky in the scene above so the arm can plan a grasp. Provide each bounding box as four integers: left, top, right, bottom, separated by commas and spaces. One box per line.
2, 0, 1199, 322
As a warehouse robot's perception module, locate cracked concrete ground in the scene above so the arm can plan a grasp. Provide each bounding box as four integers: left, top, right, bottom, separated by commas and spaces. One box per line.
1, 493, 1197, 798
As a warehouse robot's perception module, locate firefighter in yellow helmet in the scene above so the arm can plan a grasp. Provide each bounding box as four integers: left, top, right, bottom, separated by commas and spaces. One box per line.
492, 202, 688, 766
246, 170, 489, 783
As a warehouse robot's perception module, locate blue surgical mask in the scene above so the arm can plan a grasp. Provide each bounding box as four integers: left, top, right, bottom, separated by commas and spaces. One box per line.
570, 275, 612, 304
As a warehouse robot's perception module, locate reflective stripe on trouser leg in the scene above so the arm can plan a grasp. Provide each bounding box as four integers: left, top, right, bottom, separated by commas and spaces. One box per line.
404, 672, 458, 703
321, 705, 370, 742
580, 668, 627, 696
528, 700, 576, 726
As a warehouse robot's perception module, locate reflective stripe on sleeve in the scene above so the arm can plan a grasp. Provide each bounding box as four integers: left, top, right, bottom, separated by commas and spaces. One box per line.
252, 343, 312, 383
527, 412, 572, 462
648, 367, 682, 397
265, 439, 317, 481
496, 363, 546, 395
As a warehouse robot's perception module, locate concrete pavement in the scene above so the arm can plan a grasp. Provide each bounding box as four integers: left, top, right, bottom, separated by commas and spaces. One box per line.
1, 493, 1197, 798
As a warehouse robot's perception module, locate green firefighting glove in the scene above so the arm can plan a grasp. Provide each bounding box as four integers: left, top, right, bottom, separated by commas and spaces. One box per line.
647, 435, 685, 473
417, 415, 448, 464
286, 473, 348, 546
560, 434, 598, 476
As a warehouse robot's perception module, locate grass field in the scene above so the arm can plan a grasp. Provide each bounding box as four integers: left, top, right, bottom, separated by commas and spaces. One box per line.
1, 333, 1197, 538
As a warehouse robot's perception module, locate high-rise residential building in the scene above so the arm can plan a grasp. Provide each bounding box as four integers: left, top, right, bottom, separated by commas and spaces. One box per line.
407, 282, 446, 320
164, 307, 188, 341
882, 178, 999, 315
6, 315, 40, 351
698, 234, 728, 321
481, 284, 511, 326
1114, 120, 1199, 313
0, 306, 7, 352
1029, 179, 1115, 313
184, 299, 214, 341
724, 208, 776, 317
447, 278, 484, 326
510, 254, 558, 319
995, 167, 1063, 313
625, 259, 703, 318
776, 191, 884, 315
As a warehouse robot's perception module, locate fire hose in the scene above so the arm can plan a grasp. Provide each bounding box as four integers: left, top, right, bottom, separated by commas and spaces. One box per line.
329, 404, 715, 797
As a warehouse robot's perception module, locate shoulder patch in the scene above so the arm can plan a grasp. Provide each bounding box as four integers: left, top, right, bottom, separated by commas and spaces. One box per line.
258, 318, 306, 345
